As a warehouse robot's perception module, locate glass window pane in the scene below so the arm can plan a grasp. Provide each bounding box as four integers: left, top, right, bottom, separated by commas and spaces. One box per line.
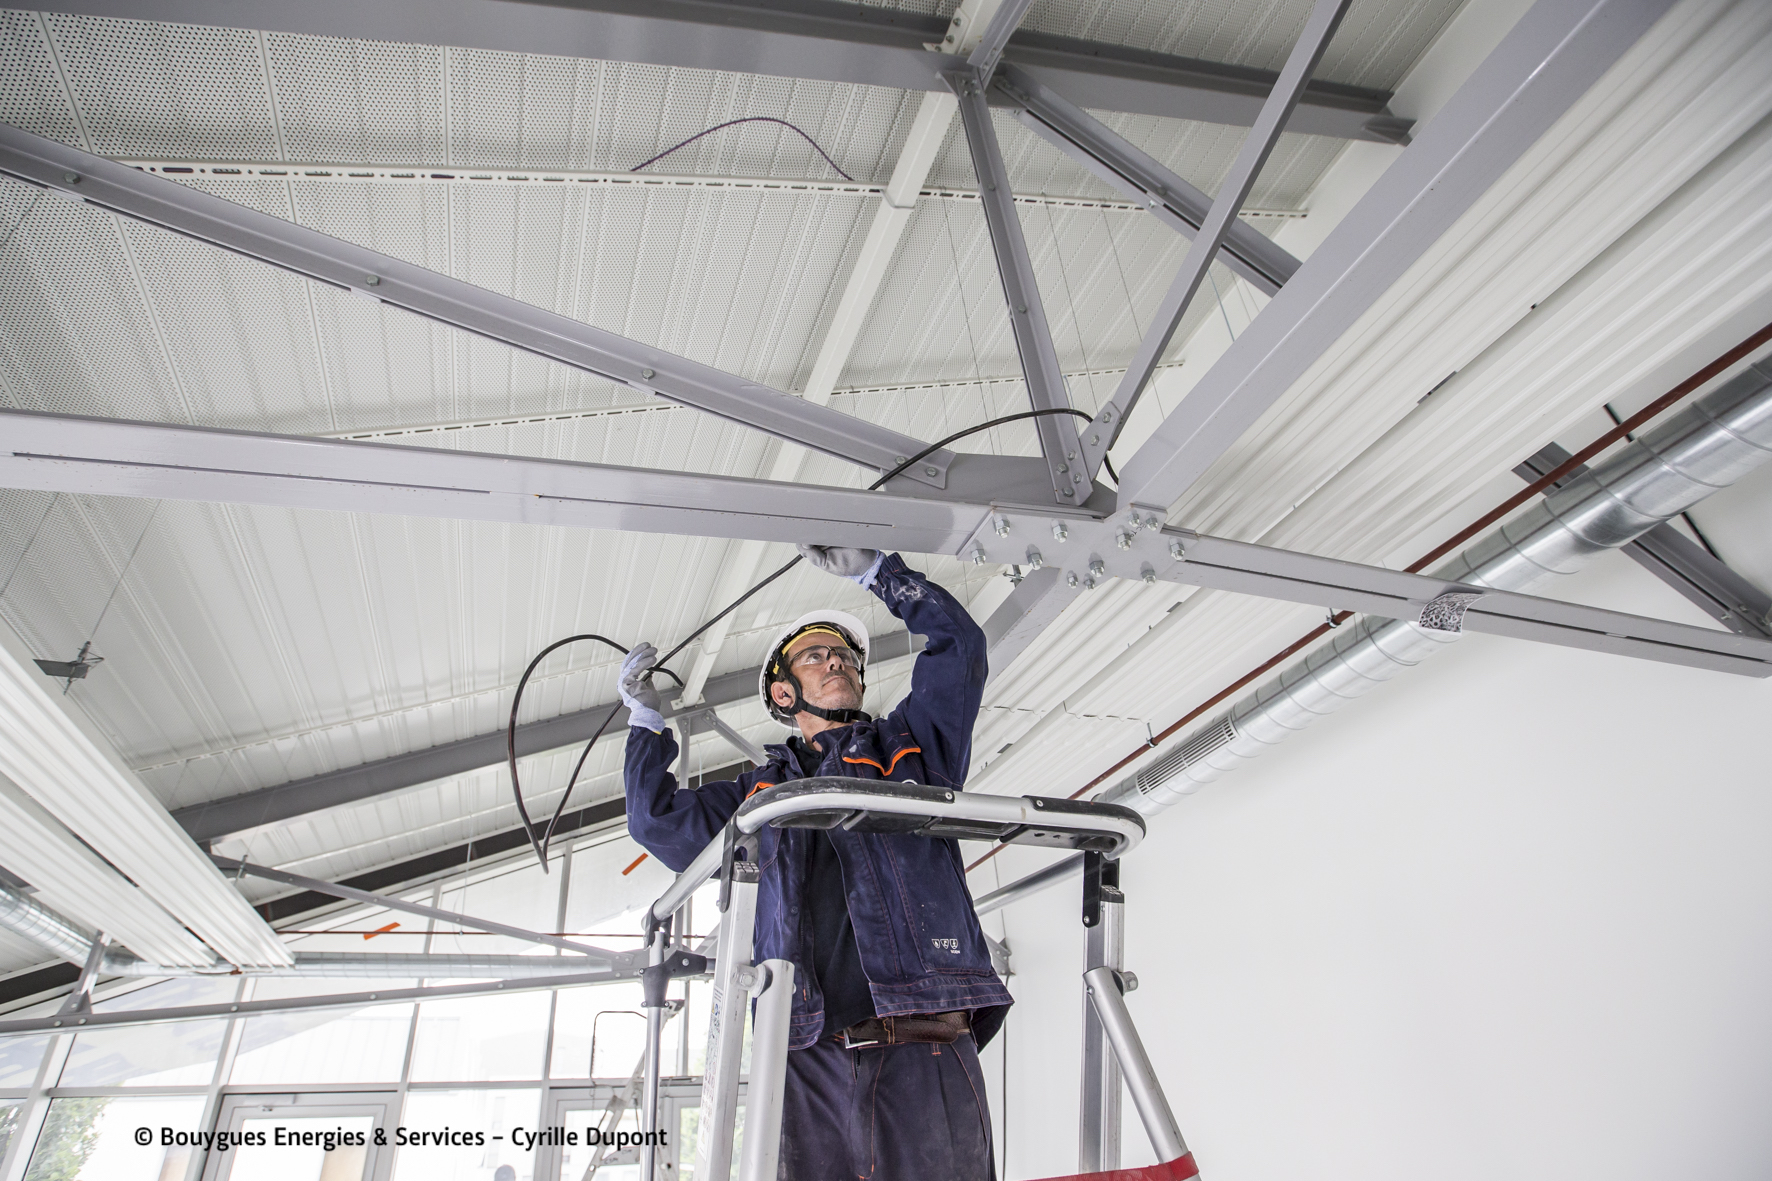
230, 975, 414, 1086
229, 986, 416, 1086
0, 1100, 22, 1165
676, 1104, 701, 1181
550, 982, 676, 1081
431, 860, 562, 959
23, 1094, 205, 1181
231, 1115, 374, 1181
0, 1035, 50, 1087
59, 978, 237, 1087
409, 991, 550, 1082
391, 1089, 538, 1181
565, 838, 675, 945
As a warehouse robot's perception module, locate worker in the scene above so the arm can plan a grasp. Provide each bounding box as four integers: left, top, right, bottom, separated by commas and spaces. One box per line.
619, 545, 1009, 1179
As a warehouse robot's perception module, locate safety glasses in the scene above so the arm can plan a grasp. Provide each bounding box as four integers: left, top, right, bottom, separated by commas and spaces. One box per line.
787, 644, 861, 671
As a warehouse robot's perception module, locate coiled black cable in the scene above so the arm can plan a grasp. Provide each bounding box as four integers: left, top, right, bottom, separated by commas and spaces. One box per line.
506, 406, 1115, 867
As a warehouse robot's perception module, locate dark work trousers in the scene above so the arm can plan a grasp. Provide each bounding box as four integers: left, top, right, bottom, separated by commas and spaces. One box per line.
777, 1032, 994, 1181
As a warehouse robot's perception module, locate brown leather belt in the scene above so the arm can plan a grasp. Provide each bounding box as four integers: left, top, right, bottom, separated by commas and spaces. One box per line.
840, 1010, 969, 1049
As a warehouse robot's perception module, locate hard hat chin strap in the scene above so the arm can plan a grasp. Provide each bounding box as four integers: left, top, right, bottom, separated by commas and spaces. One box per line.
776, 668, 870, 726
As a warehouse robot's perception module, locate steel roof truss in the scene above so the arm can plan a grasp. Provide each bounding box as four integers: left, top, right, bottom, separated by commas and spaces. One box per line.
993, 64, 1301, 298
0, 965, 657, 1037
949, 68, 1091, 506
957, 516, 1772, 678
31, 0, 1405, 139
1115, 0, 1679, 514
1098, 0, 1352, 466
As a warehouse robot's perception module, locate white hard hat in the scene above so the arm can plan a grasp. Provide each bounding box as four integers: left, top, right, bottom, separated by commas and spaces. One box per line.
758, 609, 871, 725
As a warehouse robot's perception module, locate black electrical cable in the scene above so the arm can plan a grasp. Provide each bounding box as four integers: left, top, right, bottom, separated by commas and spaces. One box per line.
629, 117, 855, 181
506, 407, 1119, 867
505, 634, 684, 867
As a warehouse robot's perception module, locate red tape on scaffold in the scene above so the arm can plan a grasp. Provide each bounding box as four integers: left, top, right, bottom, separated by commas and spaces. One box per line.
1029, 1151, 1200, 1181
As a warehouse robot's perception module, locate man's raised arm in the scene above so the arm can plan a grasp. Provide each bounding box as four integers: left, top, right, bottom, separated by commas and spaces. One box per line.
619, 643, 746, 872
800, 547, 988, 789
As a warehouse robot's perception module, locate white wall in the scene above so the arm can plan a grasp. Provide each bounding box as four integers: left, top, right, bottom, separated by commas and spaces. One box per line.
979, 462, 1772, 1180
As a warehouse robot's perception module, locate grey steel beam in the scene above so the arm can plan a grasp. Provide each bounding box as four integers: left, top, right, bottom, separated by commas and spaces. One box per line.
0, 410, 996, 552
0, 965, 661, 1037
950, 70, 1091, 505
33, 0, 1407, 141
1168, 531, 1772, 676
980, 565, 1083, 683
1628, 528, 1772, 638
0, 127, 957, 489
965, 0, 1035, 82
173, 633, 921, 843
213, 855, 624, 960
1099, 0, 1352, 461
994, 64, 1302, 297
1515, 444, 1772, 638
688, 707, 772, 767
958, 517, 1772, 677
1116, 0, 1677, 513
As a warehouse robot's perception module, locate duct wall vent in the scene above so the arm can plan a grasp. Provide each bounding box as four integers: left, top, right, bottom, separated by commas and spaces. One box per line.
1133, 716, 1237, 795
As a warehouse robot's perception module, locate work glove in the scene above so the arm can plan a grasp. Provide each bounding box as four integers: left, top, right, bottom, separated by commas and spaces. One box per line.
619, 642, 666, 733
797, 544, 884, 588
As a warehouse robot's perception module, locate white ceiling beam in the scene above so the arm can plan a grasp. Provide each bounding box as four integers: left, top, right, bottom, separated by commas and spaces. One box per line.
0, 775, 215, 967
0, 608, 292, 966
1115, 0, 1680, 515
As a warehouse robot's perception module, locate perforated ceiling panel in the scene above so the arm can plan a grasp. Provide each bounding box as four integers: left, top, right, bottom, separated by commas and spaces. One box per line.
42, 14, 279, 158
263, 34, 446, 165
843, 189, 1243, 391
0, 10, 82, 146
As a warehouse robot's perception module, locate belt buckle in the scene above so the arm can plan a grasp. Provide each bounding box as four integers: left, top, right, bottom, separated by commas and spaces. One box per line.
841, 1017, 888, 1050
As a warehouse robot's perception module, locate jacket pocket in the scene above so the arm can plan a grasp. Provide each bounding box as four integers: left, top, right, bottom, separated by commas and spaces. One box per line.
887, 838, 996, 976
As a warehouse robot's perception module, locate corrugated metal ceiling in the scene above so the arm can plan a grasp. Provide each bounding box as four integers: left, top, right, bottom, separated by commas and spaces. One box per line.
10, 0, 1766, 975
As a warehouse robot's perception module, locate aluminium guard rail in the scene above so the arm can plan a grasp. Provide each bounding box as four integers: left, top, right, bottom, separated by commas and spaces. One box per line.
634, 777, 1191, 1180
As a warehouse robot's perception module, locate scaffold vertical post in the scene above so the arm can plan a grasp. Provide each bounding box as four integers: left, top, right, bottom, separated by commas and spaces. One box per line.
735, 958, 797, 1181
694, 836, 760, 1180
1080, 858, 1124, 1171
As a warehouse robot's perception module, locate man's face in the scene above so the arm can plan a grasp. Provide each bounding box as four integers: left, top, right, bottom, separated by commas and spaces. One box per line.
772, 630, 863, 714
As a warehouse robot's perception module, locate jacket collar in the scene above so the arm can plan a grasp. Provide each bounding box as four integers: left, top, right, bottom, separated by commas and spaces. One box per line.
766, 727, 855, 778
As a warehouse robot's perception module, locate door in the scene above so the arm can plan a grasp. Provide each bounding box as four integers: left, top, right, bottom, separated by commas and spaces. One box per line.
202, 1091, 398, 1181
535, 1083, 715, 1181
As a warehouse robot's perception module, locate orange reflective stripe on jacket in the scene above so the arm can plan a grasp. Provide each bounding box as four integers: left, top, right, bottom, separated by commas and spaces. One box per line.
840, 746, 922, 776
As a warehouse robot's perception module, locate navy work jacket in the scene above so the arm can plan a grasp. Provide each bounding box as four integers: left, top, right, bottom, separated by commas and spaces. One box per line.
624, 554, 1012, 1051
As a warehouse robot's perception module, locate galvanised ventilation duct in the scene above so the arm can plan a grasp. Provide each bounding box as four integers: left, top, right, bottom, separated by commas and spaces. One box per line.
0, 881, 94, 965
1098, 355, 1772, 814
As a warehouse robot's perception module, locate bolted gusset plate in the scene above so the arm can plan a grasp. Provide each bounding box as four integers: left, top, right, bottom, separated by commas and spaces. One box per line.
958, 508, 1192, 591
